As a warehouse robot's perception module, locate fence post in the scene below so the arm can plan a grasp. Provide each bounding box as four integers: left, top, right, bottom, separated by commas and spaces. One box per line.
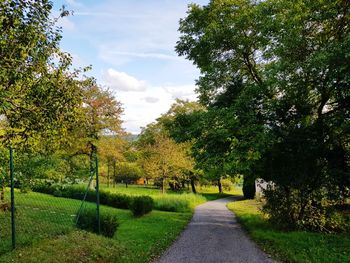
10, 147, 15, 249
95, 152, 101, 235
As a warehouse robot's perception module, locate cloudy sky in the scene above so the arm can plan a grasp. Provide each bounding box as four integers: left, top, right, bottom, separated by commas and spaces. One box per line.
52, 0, 208, 134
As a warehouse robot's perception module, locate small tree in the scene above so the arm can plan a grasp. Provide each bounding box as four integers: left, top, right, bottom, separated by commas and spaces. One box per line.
115, 162, 142, 188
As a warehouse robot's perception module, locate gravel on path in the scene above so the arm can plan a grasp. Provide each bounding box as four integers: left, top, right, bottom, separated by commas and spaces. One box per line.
154, 197, 276, 263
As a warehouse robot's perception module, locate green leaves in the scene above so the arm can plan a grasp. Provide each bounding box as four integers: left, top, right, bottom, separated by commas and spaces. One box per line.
176, 0, 350, 229
0, 0, 82, 149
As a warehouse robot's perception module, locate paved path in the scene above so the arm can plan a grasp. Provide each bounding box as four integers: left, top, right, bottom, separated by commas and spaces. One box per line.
154, 197, 275, 263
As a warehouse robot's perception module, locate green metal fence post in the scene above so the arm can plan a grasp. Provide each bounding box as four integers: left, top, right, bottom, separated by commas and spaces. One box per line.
95, 152, 101, 235
10, 147, 15, 249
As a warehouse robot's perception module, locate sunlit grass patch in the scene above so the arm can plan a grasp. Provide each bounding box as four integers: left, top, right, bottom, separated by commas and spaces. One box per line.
228, 200, 350, 263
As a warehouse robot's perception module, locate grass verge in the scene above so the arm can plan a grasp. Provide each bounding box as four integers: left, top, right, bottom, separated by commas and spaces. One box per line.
227, 199, 350, 263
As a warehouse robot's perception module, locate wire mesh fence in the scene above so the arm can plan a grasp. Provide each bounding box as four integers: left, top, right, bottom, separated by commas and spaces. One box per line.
0, 148, 101, 256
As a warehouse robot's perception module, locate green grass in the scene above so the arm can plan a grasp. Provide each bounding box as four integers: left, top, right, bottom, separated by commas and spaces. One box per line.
0, 190, 192, 263
0, 184, 238, 262
0, 231, 126, 263
101, 183, 241, 212
227, 199, 350, 263
0, 189, 131, 255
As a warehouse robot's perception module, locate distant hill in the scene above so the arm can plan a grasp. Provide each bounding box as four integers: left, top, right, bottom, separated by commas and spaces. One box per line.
124, 134, 139, 142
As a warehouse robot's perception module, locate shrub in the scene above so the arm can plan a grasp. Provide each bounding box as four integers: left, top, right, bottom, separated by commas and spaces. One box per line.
262, 187, 350, 232
76, 208, 119, 237
105, 192, 131, 209
130, 196, 153, 217
31, 182, 133, 209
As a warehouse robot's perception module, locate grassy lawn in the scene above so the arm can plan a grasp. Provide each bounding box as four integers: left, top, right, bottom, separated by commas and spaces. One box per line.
101, 183, 242, 211
2, 185, 233, 262
0, 184, 238, 262
227, 199, 350, 263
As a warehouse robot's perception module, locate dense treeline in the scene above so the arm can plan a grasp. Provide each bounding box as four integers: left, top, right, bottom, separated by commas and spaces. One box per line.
171, 0, 350, 231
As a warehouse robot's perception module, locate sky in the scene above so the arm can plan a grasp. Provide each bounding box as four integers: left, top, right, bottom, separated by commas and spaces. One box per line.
52, 0, 209, 134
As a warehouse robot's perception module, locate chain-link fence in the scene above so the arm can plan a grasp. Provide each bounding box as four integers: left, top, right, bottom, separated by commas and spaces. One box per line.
0, 148, 101, 255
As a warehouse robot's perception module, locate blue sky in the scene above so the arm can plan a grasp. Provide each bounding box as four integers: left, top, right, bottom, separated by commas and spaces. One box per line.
52, 0, 209, 134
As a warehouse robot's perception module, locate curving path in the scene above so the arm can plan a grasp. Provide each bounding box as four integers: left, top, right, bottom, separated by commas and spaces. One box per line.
154, 197, 275, 263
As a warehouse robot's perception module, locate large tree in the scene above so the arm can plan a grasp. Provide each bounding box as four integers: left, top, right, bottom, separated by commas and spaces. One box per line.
0, 0, 82, 148
176, 0, 350, 230
0, 0, 84, 206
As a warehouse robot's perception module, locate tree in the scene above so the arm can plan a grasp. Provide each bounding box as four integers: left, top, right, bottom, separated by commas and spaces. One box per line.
0, 0, 85, 203
98, 136, 126, 187
114, 162, 142, 188
157, 100, 204, 193
0, 1, 83, 148
176, 0, 350, 230
140, 132, 194, 194
67, 79, 124, 177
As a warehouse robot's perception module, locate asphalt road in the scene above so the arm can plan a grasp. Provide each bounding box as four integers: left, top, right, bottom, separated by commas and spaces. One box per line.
154, 197, 276, 263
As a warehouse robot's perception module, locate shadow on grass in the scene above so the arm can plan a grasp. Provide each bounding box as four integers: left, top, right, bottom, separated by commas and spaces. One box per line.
201, 193, 243, 201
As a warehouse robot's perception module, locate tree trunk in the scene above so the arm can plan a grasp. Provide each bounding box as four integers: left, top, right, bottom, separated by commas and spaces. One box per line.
113, 160, 116, 187
190, 178, 196, 194
107, 160, 110, 188
161, 177, 165, 194
0, 186, 4, 203
218, 178, 223, 193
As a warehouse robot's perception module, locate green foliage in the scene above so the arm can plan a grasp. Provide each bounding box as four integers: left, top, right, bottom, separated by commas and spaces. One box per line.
228, 199, 350, 263
130, 196, 153, 217
32, 182, 132, 209
176, 0, 350, 231
76, 208, 119, 237
115, 162, 142, 185
221, 178, 233, 192
0, 0, 83, 148
262, 187, 350, 232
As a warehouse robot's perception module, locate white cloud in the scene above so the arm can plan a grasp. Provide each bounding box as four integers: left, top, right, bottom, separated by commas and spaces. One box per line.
143, 97, 160, 103
102, 69, 147, 92
99, 69, 198, 134
164, 85, 198, 101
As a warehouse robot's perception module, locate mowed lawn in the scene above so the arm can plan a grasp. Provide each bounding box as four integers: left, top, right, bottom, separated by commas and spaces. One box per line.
0, 190, 192, 263
227, 200, 350, 263
0, 184, 239, 262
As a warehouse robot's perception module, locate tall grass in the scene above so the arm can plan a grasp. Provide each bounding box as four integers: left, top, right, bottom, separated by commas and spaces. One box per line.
153, 193, 207, 212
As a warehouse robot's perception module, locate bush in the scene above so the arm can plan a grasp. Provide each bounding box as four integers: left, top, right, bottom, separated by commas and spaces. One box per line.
243, 176, 255, 199
130, 196, 153, 217
76, 208, 119, 237
263, 187, 350, 232
31, 181, 133, 210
